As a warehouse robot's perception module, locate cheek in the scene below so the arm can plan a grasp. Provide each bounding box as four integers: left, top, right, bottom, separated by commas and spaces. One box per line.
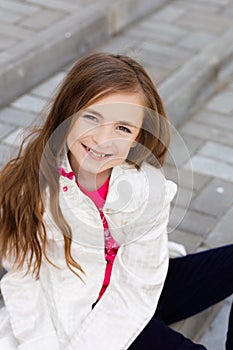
67, 121, 87, 147
67, 129, 78, 149
116, 139, 135, 155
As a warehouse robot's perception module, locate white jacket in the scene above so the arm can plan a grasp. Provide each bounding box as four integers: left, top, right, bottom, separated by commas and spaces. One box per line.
0, 159, 185, 350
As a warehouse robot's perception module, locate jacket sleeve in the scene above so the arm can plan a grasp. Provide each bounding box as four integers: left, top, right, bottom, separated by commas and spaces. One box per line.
0, 260, 60, 350
65, 181, 176, 350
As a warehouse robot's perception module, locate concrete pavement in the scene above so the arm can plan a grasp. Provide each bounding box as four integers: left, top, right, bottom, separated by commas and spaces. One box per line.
0, 0, 171, 107
0, 0, 233, 348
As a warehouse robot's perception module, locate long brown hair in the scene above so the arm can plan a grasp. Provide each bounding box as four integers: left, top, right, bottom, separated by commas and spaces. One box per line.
0, 52, 170, 279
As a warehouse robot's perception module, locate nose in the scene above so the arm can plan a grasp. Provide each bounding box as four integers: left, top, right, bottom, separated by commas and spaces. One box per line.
92, 124, 113, 147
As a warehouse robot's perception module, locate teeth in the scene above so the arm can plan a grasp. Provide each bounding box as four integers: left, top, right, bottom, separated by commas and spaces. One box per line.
88, 147, 106, 158
83, 144, 111, 158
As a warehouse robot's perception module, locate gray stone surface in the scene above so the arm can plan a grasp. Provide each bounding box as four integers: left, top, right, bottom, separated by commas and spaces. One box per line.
166, 132, 204, 167
20, 9, 65, 31
140, 42, 192, 70
180, 121, 233, 146
191, 178, 233, 216
0, 7, 22, 22
0, 143, 16, 165
172, 187, 194, 209
175, 0, 225, 12
0, 0, 172, 107
0, 23, 33, 40
185, 154, 233, 182
193, 110, 233, 131
198, 141, 233, 165
159, 24, 233, 125
168, 229, 203, 254
0, 122, 15, 140
31, 72, 66, 99
178, 31, 217, 52
150, 4, 186, 22
0, 107, 36, 127
0, 36, 17, 50
133, 21, 188, 45
0, 0, 39, 15
164, 164, 211, 192
169, 206, 217, 236
205, 206, 233, 248
206, 90, 233, 114
3, 128, 28, 148
175, 11, 232, 34
11, 94, 47, 114
26, 0, 81, 12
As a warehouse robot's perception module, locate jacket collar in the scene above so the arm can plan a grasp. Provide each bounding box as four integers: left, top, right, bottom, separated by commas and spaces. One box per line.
58, 147, 148, 213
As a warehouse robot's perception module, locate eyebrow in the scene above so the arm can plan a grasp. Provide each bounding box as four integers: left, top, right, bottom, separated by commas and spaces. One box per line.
85, 108, 139, 128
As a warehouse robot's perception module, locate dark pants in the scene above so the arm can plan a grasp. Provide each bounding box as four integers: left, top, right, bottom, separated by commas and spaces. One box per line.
128, 244, 233, 349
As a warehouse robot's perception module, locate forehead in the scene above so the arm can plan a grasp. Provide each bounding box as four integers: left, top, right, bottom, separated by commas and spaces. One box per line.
85, 93, 145, 126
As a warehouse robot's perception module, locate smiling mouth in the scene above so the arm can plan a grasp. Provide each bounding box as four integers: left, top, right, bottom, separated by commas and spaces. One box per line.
82, 144, 112, 159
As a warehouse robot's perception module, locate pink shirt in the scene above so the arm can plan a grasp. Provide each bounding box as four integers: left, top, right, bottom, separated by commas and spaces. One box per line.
59, 168, 119, 300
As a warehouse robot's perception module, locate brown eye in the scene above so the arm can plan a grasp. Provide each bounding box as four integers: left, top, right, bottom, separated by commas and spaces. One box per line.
83, 114, 98, 122
117, 126, 132, 133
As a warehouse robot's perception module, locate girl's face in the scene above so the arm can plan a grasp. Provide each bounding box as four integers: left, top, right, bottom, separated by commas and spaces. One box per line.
67, 93, 145, 186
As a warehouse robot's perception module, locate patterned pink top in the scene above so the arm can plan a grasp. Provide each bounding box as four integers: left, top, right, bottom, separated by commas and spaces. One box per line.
59, 168, 119, 300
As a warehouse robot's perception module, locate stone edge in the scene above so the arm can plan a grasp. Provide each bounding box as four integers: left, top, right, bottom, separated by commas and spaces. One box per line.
160, 27, 233, 126
0, 0, 169, 108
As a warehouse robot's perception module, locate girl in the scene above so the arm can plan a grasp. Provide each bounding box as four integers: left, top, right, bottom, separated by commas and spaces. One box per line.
0, 52, 232, 350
